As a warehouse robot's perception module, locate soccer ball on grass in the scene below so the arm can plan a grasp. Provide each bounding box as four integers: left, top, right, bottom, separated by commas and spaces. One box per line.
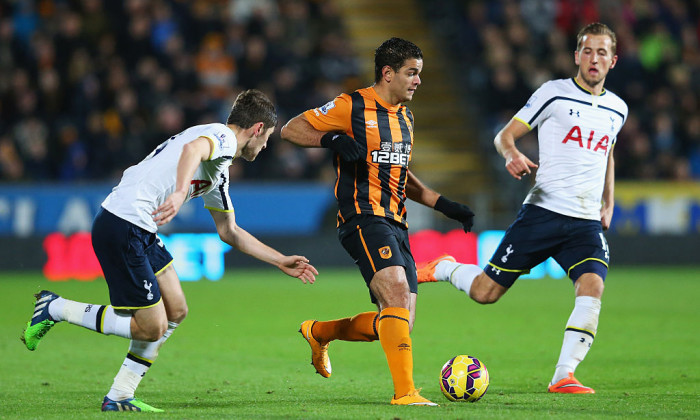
439, 355, 489, 402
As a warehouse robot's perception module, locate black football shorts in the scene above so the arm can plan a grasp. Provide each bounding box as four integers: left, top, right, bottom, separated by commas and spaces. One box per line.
486, 204, 610, 288
338, 214, 417, 304
92, 207, 173, 309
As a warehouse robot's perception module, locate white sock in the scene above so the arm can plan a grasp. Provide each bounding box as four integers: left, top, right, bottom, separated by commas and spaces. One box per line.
107, 321, 178, 401
105, 367, 142, 402
48, 297, 131, 338
436, 261, 483, 296
102, 307, 133, 338
47, 296, 67, 320
552, 296, 601, 384
434, 260, 460, 280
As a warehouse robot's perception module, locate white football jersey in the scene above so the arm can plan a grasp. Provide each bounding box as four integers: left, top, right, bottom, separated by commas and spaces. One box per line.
513, 78, 628, 220
102, 123, 237, 232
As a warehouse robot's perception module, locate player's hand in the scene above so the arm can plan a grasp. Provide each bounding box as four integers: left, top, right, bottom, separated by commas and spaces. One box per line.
321, 132, 366, 161
505, 152, 538, 180
600, 205, 614, 230
434, 196, 475, 232
278, 256, 319, 284
152, 190, 188, 226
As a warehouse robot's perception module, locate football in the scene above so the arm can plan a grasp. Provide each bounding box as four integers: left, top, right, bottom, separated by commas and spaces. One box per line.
439, 355, 490, 402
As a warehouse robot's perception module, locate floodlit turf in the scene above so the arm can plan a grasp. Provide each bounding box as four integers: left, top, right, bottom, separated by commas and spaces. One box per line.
1, 266, 698, 419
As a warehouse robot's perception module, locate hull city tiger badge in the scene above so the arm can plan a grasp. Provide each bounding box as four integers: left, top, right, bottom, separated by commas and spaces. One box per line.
379, 246, 392, 259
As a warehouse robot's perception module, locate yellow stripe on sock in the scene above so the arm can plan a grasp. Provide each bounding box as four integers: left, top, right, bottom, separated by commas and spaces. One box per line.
100, 306, 109, 333
566, 325, 596, 338
128, 351, 154, 365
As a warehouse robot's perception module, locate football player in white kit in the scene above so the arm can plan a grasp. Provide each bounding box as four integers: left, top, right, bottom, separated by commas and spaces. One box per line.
22, 89, 319, 412
417, 23, 627, 393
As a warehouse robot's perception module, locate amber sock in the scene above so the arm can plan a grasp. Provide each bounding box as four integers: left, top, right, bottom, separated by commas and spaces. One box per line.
378, 307, 414, 398
312, 311, 378, 343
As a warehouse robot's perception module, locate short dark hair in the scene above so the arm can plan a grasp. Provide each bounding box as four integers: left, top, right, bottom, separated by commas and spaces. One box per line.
577, 22, 617, 55
226, 89, 277, 130
374, 37, 423, 83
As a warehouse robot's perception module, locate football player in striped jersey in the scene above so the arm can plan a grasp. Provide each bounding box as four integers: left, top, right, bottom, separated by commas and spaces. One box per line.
283, 37, 475, 406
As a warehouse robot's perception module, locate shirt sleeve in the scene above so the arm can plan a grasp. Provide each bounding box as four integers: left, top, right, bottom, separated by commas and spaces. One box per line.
201, 124, 236, 161
202, 172, 234, 212
513, 82, 555, 130
303, 93, 353, 133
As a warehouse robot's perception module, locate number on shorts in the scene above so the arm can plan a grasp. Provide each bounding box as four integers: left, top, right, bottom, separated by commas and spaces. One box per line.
598, 232, 609, 260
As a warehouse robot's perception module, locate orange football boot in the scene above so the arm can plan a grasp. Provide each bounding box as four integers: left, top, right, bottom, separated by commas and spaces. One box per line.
548, 373, 595, 394
417, 255, 456, 283
299, 320, 331, 378
390, 388, 438, 406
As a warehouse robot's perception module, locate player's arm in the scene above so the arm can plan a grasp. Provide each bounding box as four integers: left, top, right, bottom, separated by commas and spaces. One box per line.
406, 170, 475, 232
494, 118, 538, 180
209, 210, 318, 284
280, 114, 325, 147
281, 110, 364, 161
406, 169, 440, 206
600, 148, 615, 230
153, 136, 213, 226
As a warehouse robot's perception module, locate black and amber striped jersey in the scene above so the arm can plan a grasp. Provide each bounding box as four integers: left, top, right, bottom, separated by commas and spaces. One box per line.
304, 87, 414, 228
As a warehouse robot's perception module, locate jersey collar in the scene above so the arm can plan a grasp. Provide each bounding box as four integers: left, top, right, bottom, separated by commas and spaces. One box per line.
571, 77, 606, 96
369, 86, 402, 111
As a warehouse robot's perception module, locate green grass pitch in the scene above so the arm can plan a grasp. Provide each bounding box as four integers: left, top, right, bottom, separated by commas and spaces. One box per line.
1, 266, 698, 419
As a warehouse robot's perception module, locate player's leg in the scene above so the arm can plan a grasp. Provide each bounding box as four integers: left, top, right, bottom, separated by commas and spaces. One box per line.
105, 263, 186, 410
466, 210, 553, 302
419, 205, 551, 304
549, 270, 604, 393
370, 266, 434, 405
366, 221, 435, 406
298, 216, 386, 378
408, 292, 417, 332
397, 233, 419, 334
312, 216, 414, 344
22, 209, 164, 350
304, 312, 379, 343
549, 222, 609, 393
418, 257, 510, 302
299, 310, 379, 378
89, 208, 169, 411
91, 208, 169, 341
305, 225, 381, 341
101, 302, 167, 412
22, 290, 134, 351
574, 272, 605, 298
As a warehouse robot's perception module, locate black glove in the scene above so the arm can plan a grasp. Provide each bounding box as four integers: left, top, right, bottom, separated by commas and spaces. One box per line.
321, 132, 365, 161
434, 195, 475, 233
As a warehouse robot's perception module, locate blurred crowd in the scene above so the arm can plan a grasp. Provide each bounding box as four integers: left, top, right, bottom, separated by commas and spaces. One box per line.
2, 0, 699, 185
427, 0, 700, 180
0, 0, 360, 183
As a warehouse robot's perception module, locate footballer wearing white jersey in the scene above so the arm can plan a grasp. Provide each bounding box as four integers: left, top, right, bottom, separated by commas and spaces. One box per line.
514, 78, 627, 220
22, 90, 318, 413
416, 23, 626, 395
102, 123, 237, 233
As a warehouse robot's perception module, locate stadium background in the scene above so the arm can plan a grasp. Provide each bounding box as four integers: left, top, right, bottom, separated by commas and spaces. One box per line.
0, 0, 698, 276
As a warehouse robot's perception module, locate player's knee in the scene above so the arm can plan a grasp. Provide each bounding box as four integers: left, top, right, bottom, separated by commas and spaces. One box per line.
578, 280, 604, 298
574, 272, 605, 298
371, 278, 410, 308
169, 303, 188, 324
470, 288, 501, 304
385, 276, 409, 292
141, 320, 168, 342
590, 280, 604, 297
470, 273, 504, 304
